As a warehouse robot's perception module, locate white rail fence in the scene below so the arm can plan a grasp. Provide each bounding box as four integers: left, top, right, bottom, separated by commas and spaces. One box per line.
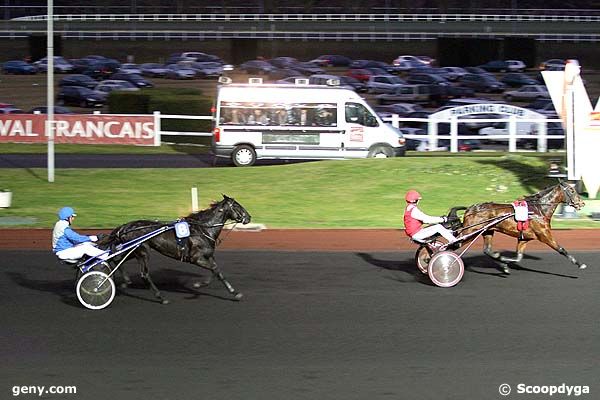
131, 111, 565, 153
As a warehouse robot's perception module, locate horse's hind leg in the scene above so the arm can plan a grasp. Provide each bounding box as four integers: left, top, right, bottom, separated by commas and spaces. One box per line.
136, 247, 169, 305
482, 232, 512, 274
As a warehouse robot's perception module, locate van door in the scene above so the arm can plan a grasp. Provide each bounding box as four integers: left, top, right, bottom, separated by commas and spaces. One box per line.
343, 102, 383, 157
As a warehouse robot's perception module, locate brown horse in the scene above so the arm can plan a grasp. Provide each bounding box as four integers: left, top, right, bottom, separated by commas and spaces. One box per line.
459, 181, 587, 274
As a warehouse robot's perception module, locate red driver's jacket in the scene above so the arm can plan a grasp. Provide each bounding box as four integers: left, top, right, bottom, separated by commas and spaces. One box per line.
403, 204, 422, 237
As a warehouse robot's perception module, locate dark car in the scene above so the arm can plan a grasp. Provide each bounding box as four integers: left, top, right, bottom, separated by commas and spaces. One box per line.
309, 55, 352, 67
110, 72, 154, 88
349, 60, 404, 74
500, 73, 539, 87
406, 73, 452, 86
28, 106, 73, 114
339, 76, 367, 92
56, 86, 106, 108
2, 60, 36, 75
459, 73, 506, 93
239, 60, 277, 75
478, 60, 510, 72
464, 66, 494, 76
59, 74, 98, 89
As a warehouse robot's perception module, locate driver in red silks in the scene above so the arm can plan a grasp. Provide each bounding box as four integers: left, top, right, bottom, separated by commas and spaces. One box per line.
403, 190, 457, 244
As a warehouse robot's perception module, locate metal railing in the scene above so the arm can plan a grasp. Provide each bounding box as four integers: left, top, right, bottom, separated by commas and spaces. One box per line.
12, 13, 600, 22
113, 110, 565, 153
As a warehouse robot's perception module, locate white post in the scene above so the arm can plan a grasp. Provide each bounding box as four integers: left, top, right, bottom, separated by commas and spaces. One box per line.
450, 116, 458, 153
508, 115, 517, 152
427, 118, 438, 150
153, 111, 161, 146
191, 187, 199, 212
537, 118, 547, 152
47, 1, 55, 182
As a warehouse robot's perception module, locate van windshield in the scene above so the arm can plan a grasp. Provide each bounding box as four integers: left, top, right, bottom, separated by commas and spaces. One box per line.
345, 102, 379, 127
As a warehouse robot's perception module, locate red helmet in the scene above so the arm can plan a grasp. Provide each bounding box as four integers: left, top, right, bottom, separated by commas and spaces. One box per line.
405, 190, 422, 203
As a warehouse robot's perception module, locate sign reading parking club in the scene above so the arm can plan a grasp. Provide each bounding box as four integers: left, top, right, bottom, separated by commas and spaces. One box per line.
0, 114, 157, 146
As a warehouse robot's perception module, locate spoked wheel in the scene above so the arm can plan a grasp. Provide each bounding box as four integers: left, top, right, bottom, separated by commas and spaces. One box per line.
415, 244, 433, 274
427, 250, 464, 288
76, 271, 116, 310
75, 261, 112, 281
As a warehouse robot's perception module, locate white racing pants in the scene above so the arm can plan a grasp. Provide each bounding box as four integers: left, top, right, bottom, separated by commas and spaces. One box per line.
56, 242, 108, 262
412, 224, 457, 243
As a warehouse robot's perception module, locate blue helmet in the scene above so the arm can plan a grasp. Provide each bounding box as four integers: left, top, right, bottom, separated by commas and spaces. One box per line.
58, 207, 76, 220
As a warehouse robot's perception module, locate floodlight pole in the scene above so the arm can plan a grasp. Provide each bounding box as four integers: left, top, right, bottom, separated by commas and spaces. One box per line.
47, 0, 55, 182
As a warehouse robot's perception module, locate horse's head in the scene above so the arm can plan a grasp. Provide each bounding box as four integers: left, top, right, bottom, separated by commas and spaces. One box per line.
221, 194, 251, 224
559, 181, 585, 210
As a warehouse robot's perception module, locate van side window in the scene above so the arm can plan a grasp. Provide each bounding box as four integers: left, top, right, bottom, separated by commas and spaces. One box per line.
220, 102, 336, 127
345, 102, 378, 127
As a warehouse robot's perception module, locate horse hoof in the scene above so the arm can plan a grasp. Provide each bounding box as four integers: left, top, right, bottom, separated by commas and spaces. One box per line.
579, 264, 587, 270
233, 293, 243, 301
193, 280, 211, 289
161, 299, 170, 305
502, 266, 511, 274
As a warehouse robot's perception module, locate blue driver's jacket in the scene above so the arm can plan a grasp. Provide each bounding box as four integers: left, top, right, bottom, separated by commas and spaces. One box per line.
52, 220, 91, 253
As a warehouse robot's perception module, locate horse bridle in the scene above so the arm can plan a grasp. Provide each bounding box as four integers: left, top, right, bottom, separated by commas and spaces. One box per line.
558, 181, 579, 208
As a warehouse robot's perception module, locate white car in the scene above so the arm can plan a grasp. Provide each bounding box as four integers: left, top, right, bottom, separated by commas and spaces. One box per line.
503, 85, 550, 102
392, 55, 430, 67
366, 75, 406, 94
441, 67, 469, 81
506, 60, 526, 72
118, 63, 142, 74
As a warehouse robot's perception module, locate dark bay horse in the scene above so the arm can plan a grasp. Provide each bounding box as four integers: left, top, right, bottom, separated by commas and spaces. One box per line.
102, 195, 251, 304
460, 181, 587, 274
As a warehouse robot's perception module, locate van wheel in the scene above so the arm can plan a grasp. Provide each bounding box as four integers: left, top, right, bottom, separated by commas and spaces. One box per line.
232, 145, 256, 167
368, 145, 394, 158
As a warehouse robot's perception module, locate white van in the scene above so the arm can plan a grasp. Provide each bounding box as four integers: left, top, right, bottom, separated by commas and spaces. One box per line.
212, 79, 406, 166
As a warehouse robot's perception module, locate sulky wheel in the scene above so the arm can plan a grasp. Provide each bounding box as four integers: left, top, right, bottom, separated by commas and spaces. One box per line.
427, 251, 464, 288
76, 271, 116, 310
415, 244, 433, 274
75, 261, 112, 282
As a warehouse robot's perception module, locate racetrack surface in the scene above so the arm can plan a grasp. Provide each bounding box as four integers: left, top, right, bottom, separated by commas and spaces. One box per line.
1, 249, 598, 399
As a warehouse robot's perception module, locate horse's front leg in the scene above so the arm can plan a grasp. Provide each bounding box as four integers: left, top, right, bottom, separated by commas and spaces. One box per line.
536, 231, 588, 269
191, 255, 243, 301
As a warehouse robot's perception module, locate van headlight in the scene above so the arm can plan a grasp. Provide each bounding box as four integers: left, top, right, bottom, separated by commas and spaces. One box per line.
398, 137, 406, 146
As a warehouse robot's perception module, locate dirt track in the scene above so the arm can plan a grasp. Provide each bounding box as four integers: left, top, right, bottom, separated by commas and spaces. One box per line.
1, 228, 598, 251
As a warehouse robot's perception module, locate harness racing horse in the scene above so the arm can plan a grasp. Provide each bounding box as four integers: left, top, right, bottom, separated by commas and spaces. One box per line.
459, 181, 587, 274
103, 195, 251, 304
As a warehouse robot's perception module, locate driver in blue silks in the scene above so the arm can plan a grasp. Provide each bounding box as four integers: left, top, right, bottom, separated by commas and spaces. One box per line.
52, 206, 108, 261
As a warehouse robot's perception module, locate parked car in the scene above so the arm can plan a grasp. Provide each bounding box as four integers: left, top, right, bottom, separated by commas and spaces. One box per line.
459, 73, 506, 93
2, 60, 36, 74
109, 72, 153, 88
478, 60, 511, 72
308, 55, 352, 67
118, 63, 142, 74
539, 58, 566, 71
503, 85, 550, 102
0, 103, 23, 113
374, 103, 424, 118
28, 105, 73, 114
505, 60, 526, 72
59, 74, 98, 89
392, 60, 428, 72
165, 64, 197, 79
94, 80, 140, 94
375, 84, 436, 105
239, 60, 277, 74
350, 60, 403, 74
33, 56, 75, 73
526, 98, 558, 116
464, 66, 494, 76
440, 67, 469, 81
392, 55, 431, 66
366, 75, 406, 94
56, 86, 106, 107
406, 72, 451, 86
339, 76, 367, 92
139, 63, 169, 77
345, 68, 377, 83
500, 73, 539, 87
180, 61, 224, 78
